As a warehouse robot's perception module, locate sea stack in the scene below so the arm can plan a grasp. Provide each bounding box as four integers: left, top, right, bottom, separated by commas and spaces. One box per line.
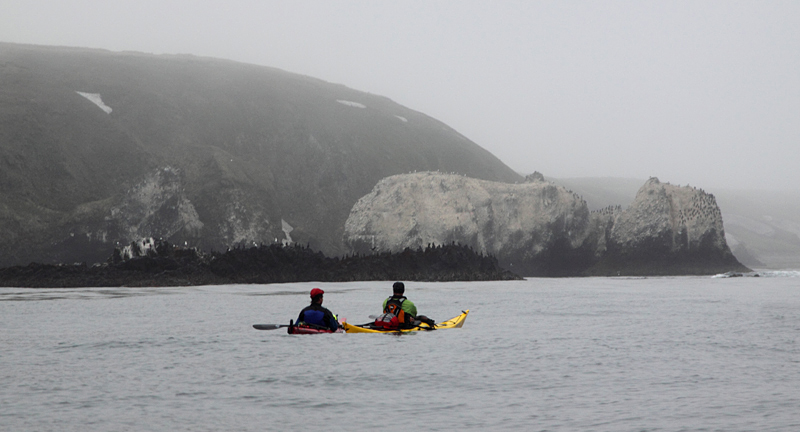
589, 177, 747, 275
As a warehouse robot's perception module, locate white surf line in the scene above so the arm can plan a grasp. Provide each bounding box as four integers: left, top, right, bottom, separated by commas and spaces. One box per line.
76, 91, 113, 114
336, 100, 366, 108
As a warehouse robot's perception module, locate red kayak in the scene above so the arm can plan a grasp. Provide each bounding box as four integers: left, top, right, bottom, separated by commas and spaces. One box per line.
288, 323, 343, 334
252, 318, 345, 334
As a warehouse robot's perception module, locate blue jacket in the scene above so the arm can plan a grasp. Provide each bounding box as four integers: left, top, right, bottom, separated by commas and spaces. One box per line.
296, 303, 338, 331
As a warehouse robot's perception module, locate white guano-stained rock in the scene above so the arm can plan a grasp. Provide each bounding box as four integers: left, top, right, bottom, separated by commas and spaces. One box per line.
344, 171, 592, 257
344, 173, 746, 276
610, 177, 727, 252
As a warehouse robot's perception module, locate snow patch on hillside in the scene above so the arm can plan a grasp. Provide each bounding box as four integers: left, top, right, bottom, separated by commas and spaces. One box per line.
76, 91, 113, 114
395, 115, 408, 122
336, 100, 366, 108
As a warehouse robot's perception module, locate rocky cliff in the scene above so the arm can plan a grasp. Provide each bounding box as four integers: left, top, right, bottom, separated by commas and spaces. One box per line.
344, 173, 748, 276
590, 177, 747, 275
553, 177, 800, 270
0, 43, 521, 266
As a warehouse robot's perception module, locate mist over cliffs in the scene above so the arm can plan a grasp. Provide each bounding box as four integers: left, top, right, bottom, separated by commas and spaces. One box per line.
344, 173, 748, 276
0, 43, 520, 267
0, 43, 751, 276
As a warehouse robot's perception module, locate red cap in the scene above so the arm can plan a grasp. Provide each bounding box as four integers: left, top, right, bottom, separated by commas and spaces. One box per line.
310, 288, 324, 298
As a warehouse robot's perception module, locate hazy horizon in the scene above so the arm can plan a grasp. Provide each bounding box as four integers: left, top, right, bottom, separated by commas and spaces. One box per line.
2, 1, 798, 191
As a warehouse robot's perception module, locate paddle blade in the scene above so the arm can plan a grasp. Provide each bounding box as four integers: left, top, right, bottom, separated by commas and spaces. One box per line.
253, 324, 286, 330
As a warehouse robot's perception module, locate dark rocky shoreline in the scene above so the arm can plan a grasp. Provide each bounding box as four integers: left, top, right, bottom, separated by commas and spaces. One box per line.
0, 241, 521, 288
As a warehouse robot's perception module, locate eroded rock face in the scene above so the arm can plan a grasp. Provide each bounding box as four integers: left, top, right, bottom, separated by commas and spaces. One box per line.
105, 166, 204, 242
609, 178, 725, 252
345, 172, 597, 275
344, 173, 748, 276
591, 177, 744, 275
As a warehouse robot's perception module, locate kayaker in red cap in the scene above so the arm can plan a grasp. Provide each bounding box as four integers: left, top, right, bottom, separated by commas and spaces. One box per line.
295, 288, 339, 331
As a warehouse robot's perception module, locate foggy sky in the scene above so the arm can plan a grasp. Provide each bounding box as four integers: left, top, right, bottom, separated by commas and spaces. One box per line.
2, 1, 798, 191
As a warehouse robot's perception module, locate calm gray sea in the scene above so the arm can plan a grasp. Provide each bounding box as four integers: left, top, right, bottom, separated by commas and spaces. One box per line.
2, 274, 799, 431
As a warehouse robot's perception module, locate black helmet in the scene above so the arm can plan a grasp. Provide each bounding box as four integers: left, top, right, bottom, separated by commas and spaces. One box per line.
392, 281, 405, 294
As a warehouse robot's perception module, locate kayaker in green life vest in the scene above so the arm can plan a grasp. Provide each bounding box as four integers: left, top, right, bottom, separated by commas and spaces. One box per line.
375, 282, 435, 329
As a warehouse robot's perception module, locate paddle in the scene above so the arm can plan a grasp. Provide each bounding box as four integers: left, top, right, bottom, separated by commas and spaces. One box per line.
254, 320, 341, 331
252, 324, 291, 330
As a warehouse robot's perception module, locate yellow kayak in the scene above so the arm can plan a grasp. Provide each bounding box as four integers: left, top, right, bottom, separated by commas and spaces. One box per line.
343, 310, 469, 333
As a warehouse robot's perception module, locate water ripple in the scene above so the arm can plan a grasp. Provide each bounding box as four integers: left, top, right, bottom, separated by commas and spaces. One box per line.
3, 279, 800, 431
